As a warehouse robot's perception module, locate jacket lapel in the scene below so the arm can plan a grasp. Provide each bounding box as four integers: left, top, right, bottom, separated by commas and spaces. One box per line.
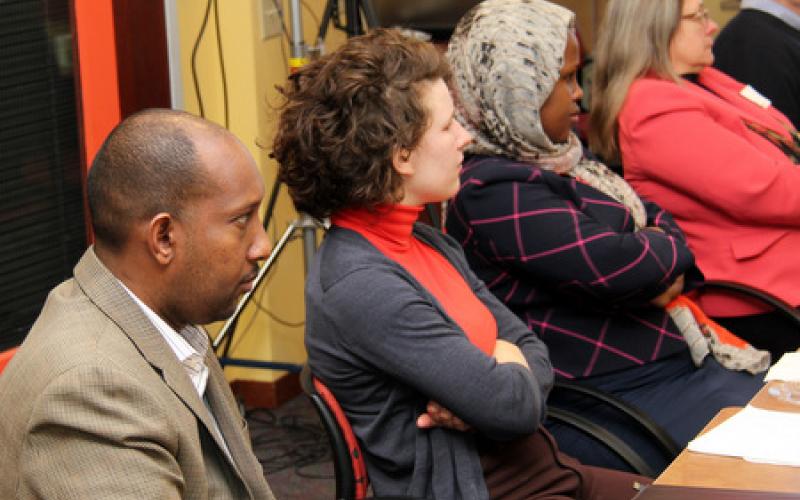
72, 248, 249, 483
203, 355, 268, 498
697, 67, 794, 139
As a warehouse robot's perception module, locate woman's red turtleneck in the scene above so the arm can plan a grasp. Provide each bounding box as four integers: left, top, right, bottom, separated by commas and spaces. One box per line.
332, 205, 497, 355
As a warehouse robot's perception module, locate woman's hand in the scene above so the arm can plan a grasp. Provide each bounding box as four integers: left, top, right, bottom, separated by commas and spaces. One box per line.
416, 340, 532, 431
650, 274, 685, 308
416, 400, 471, 431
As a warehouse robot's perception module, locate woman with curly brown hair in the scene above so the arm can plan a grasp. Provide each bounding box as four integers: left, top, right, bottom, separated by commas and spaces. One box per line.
273, 28, 646, 500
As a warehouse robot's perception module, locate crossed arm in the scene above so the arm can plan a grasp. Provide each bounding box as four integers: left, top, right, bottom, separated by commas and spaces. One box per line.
416, 339, 530, 431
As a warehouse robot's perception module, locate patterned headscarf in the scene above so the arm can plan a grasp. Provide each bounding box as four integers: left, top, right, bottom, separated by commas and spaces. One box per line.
447, 0, 647, 229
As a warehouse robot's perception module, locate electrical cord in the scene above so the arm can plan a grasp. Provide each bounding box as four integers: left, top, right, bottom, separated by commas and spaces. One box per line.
212, 0, 230, 129
247, 407, 334, 478
190, 0, 214, 118
189, 0, 229, 128
249, 245, 306, 329
253, 302, 306, 329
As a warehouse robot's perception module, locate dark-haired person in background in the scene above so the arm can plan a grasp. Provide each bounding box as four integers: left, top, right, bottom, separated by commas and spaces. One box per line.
0, 109, 275, 499
714, 0, 800, 129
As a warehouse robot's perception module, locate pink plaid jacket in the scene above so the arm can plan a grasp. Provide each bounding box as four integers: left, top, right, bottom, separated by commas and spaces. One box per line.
447, 155, 699, 378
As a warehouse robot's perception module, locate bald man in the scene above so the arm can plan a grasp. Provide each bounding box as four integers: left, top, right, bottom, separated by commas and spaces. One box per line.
0, 109, 275, 499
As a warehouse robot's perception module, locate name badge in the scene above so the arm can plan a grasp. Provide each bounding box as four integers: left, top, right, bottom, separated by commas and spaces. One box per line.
740, 85, 771, 109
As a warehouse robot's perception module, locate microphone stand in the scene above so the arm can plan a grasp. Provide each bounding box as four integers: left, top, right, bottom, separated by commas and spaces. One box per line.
214, 0, 376, 374
317, 0, 377, 41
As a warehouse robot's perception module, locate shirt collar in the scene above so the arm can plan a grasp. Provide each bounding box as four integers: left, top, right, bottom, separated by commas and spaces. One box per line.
331, 204, 423, 252
742, 0, 800, 31
117, 280, 209, 395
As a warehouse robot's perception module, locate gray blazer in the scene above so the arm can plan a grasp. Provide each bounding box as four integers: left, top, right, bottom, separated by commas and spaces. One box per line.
0, 248, 274, 499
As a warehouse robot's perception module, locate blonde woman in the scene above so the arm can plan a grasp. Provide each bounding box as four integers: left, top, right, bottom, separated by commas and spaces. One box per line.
590, 0, 800, 356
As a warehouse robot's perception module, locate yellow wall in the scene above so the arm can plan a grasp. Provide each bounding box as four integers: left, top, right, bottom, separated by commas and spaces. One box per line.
174, 0, 346, 382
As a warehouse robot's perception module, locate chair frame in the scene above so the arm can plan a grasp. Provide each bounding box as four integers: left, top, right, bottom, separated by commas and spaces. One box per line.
697, 279, 800, 357
699, 280, 800, 327
546, 381, 681, 478
301, 365, 369, 500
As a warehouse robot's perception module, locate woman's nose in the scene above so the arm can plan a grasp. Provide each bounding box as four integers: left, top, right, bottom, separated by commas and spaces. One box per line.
456, 121, 473, 150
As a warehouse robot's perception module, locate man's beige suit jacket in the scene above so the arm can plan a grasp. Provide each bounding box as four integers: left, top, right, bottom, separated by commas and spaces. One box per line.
0, 248, 275, 499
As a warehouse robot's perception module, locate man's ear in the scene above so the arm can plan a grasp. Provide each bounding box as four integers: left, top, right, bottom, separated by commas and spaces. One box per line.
147, 213, 176, 265
392, 146, 415, 176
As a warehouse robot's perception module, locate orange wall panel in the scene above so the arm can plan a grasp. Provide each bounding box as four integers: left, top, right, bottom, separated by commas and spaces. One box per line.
72, 0, 121, 172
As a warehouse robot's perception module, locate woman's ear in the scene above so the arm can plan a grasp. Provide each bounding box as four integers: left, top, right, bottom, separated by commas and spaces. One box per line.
392, 146, 415, 176
147, 213, 176, 265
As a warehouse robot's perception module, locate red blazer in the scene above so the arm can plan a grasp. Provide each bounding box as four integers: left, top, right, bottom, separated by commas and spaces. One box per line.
618, 67, 800, 316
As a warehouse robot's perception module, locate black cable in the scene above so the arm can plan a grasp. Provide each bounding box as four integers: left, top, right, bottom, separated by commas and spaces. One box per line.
212, 0, 230, 129
247, 407, 334, 478
262, 175, 282, 232
253, 302, 306, 329
248, 246, 306, 328
317, 0, 337, 42
190, 0, 214, 118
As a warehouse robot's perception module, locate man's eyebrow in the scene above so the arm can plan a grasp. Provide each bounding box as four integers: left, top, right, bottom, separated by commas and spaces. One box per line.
230, 199, 261, 214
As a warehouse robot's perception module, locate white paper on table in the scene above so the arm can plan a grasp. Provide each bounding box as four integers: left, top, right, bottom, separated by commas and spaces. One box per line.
687, 405, 800, 466
764, 352, 800, 382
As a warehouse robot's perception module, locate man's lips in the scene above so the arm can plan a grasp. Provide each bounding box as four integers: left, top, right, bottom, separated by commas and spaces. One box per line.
240, 269, 259, 291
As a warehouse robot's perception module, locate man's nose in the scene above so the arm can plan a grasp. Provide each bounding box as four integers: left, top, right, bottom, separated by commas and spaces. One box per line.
250, 224, 272, 262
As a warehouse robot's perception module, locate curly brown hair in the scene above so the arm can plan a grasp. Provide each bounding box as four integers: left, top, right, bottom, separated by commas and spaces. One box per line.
272, 29, 451, 219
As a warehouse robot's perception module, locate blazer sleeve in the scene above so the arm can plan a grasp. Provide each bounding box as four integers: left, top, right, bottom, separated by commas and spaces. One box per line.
454, 175, 694, 307
471, 269, 554, 421
620, 80, 800, 228
323, 264, 545, 442
644, 199, 686, 241
19, 365, 184, 499
433, 229, 554, 410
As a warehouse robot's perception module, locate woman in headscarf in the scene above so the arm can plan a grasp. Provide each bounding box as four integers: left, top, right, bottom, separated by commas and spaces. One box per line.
446, 0, 764, 473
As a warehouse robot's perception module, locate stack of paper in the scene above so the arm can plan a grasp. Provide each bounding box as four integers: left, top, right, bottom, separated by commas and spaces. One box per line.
687, 405, 800, 466
765, 352, 800, 382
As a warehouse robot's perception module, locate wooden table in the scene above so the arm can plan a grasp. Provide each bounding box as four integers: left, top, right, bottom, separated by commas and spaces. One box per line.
654, 381, 800, 493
